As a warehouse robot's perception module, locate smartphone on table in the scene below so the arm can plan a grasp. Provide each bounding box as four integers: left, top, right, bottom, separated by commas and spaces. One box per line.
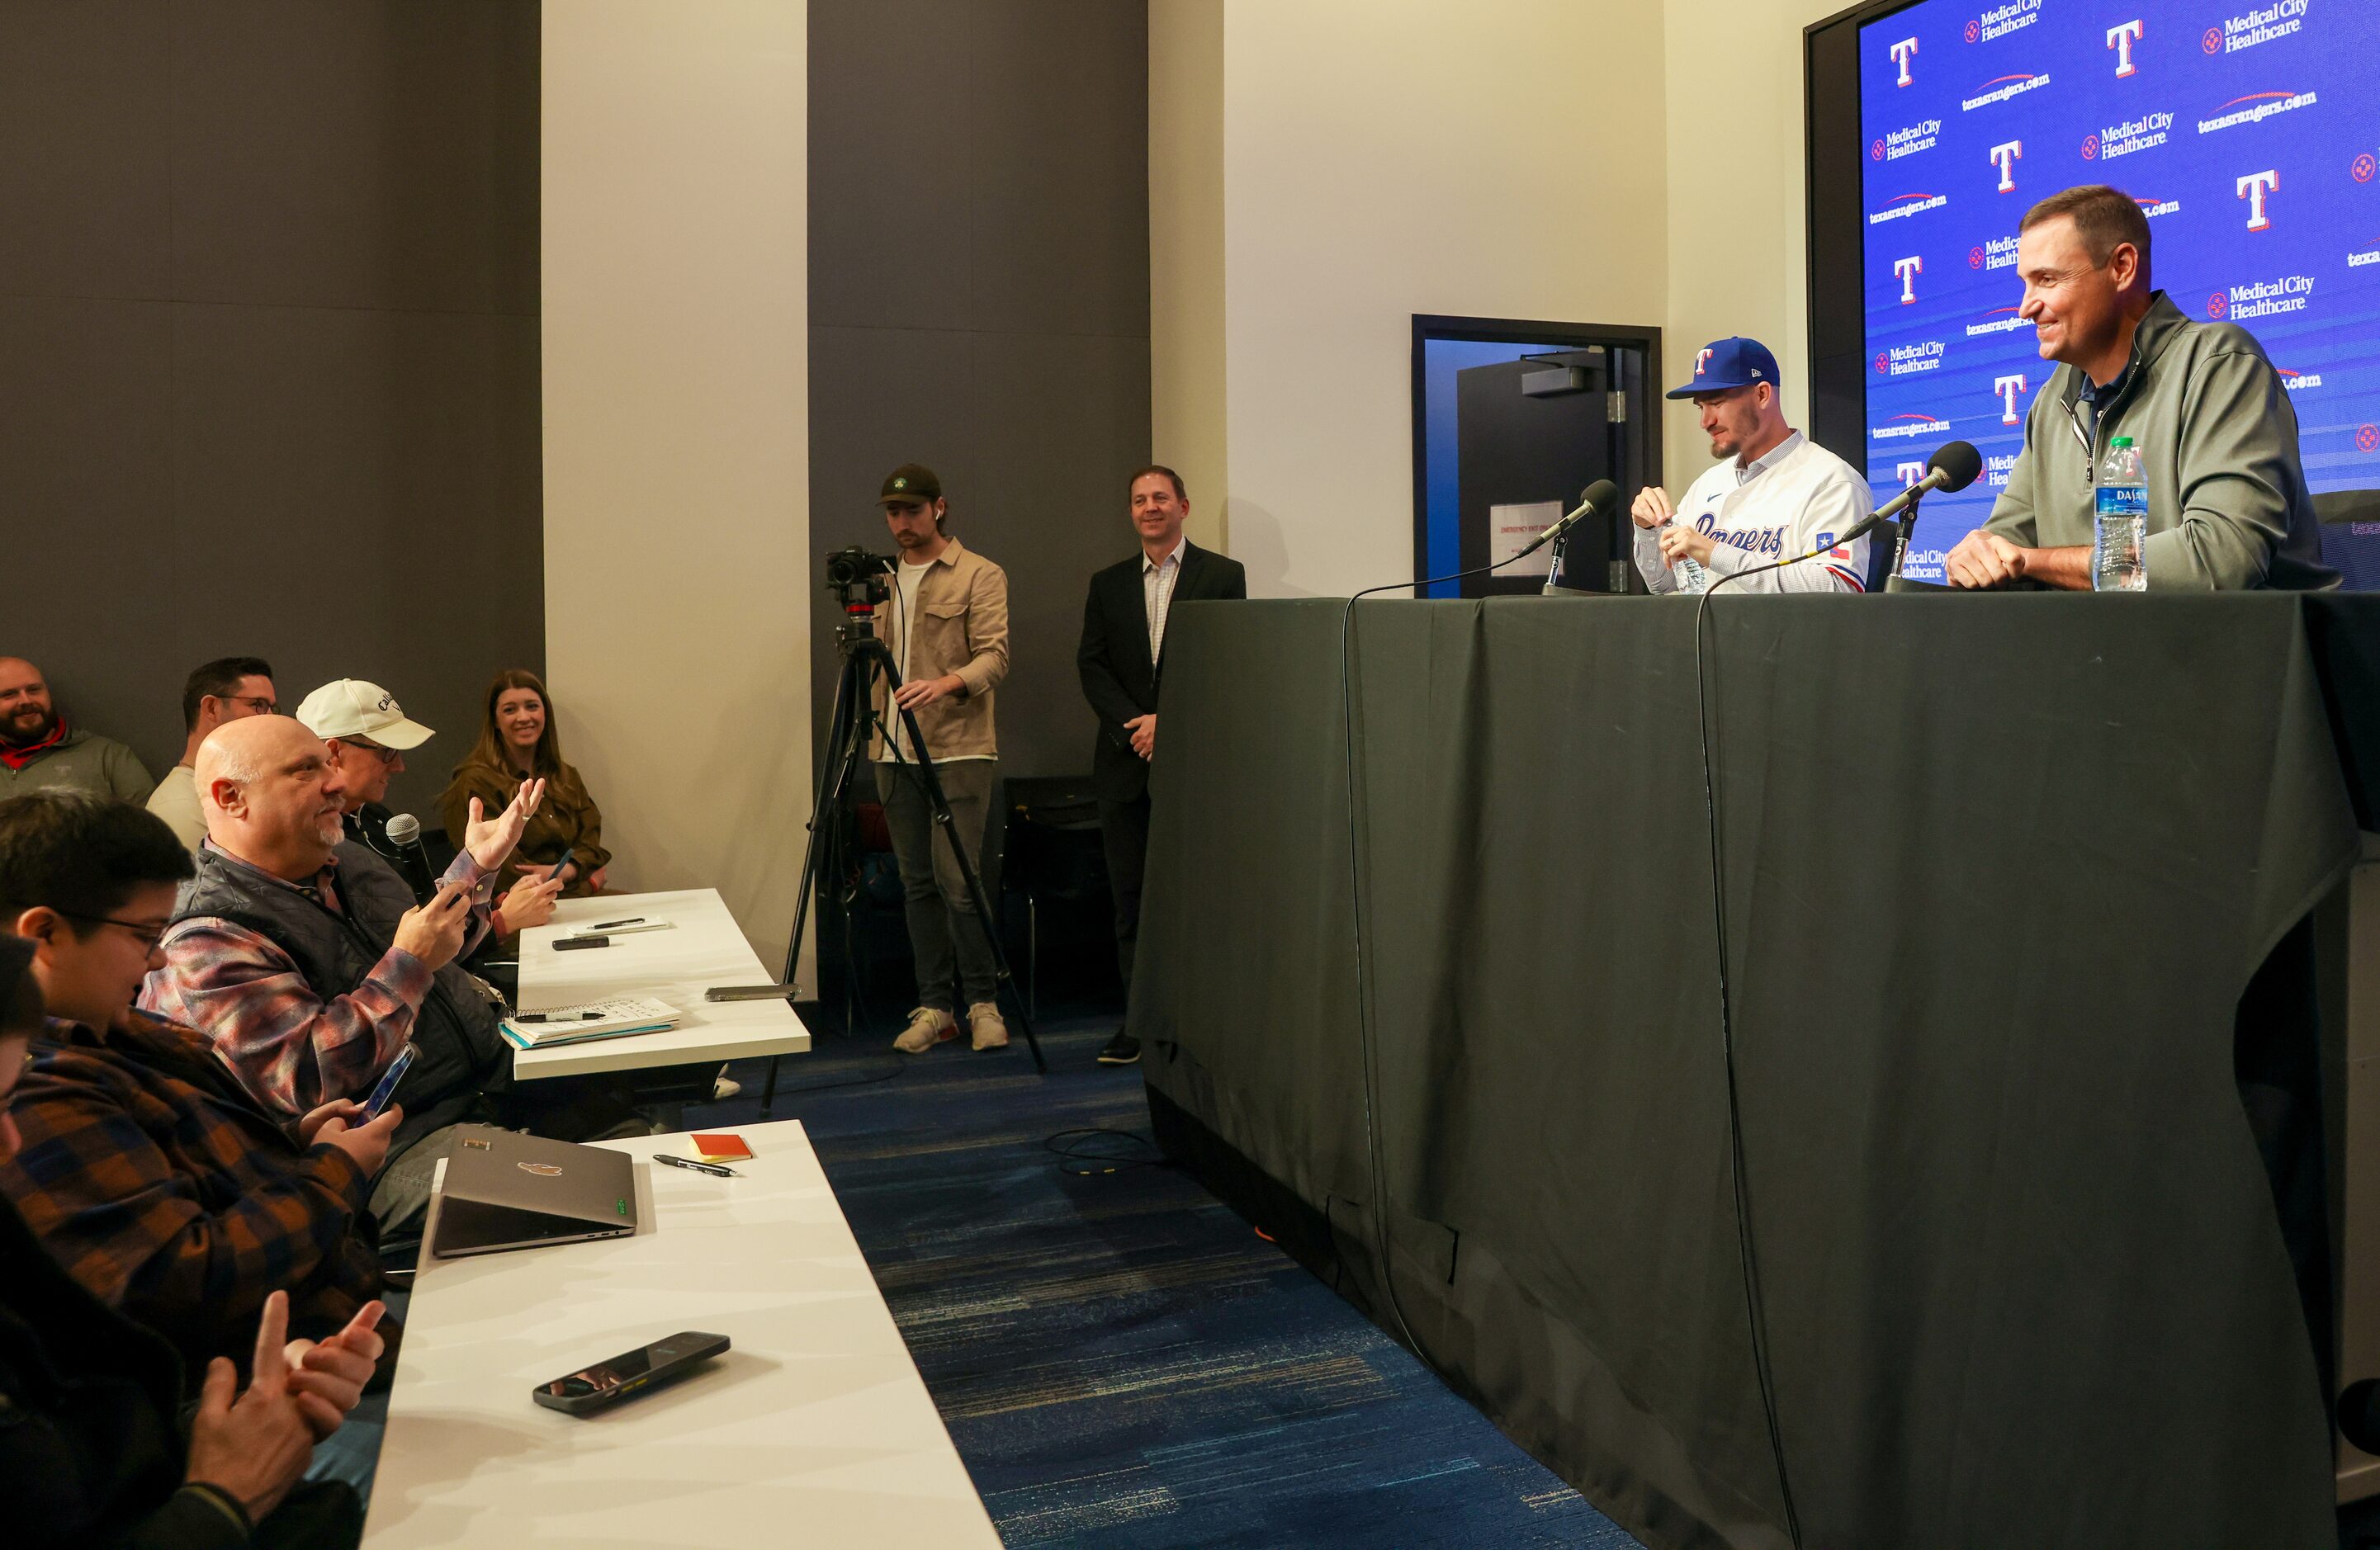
532, 1331, 731, 1416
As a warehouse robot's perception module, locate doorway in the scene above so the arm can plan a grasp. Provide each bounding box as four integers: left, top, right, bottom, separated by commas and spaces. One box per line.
1412, 316, 1662, 598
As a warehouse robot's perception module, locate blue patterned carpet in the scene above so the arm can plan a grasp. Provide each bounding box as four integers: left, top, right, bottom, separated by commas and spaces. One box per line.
688, 1016, 1644, 1549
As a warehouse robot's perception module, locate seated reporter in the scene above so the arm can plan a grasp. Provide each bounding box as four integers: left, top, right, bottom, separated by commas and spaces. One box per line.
0, 793, 397, 1382
0, 934, 386, 1550
1947, 183, 2337, 591
139, 716, 551, 1229
439, 669, 611, 899
298, 677, 562, 937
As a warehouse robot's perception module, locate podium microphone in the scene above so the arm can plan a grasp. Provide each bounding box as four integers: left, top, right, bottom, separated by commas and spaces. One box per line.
1531, 479, 1621, 549
1836, 440, 1984, 548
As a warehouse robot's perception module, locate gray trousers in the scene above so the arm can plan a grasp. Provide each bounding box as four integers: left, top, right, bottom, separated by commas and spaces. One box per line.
874, 759, 997, 1010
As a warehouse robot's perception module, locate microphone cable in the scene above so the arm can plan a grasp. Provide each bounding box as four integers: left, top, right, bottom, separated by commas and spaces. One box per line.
1682, 541, 1853, 1550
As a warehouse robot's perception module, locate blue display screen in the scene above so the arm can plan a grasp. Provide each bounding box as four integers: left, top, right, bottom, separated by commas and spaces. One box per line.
1858, 0, 2380, 579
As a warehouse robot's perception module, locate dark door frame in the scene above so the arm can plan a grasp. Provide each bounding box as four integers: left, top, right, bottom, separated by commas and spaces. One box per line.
1410, 314, 1664, 592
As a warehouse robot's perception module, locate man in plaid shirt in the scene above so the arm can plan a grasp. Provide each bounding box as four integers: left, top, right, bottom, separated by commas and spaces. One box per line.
0, 792, 400, 1378
140, 715, 537, 1124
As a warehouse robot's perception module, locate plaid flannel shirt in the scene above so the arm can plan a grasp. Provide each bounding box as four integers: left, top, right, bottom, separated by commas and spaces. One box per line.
0, 1012, 384, 1376
139, 841, 494, 1119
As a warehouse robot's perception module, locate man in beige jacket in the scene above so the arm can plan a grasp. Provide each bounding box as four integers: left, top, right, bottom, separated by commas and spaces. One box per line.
868, 464, 1011, 1054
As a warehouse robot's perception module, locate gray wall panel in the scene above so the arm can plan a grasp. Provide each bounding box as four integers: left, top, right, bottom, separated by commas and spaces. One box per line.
810, 0, 1150, 781
0, 2, 172, 300
0, 2, 540, 822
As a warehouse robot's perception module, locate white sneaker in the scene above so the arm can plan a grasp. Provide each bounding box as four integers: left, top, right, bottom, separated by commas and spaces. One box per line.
894, 1006, 957, 1053
968, 1002, 1008, 1051
710, 1064, 741, 1101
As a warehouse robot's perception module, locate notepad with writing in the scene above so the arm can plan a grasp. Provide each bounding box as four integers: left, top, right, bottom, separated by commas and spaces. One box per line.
499, 996, 680, 1049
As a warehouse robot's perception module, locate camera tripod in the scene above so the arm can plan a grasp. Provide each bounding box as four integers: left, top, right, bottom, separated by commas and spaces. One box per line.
778, 597, 1046, 1075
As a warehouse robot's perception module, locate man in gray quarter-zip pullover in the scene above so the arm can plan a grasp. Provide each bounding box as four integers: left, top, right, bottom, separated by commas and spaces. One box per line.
1947, 183, 2336, 593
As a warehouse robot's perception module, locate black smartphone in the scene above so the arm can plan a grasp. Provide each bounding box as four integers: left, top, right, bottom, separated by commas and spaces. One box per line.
551, 845, 576, 883
532, 1331, 730, 1416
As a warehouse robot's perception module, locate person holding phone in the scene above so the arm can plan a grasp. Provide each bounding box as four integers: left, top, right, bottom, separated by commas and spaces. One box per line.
0, 933, 388, 1549
0, 793, 400, 1382
440, 669, 612, 900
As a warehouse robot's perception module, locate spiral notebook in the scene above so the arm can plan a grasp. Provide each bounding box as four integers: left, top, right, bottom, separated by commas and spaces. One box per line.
500, 995, 681, 1049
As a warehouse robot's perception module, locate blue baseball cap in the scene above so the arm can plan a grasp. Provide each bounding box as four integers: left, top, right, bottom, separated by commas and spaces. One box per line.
1668, 337, 1781, 399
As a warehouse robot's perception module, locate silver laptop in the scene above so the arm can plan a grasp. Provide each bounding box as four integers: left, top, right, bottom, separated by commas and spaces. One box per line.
428, 1125, 640, 1259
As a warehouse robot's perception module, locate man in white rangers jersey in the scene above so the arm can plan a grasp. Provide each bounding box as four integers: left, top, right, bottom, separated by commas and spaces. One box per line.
1630, 337, 1874, 594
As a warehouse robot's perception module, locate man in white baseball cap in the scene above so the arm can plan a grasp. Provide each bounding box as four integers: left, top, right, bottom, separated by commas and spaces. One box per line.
294, 679, 433, 822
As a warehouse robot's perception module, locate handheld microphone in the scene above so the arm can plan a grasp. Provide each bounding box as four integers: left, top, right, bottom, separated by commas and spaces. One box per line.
1835, 440, 1983, 548
1526, 479, 1621, 551
381, 812, 438, 900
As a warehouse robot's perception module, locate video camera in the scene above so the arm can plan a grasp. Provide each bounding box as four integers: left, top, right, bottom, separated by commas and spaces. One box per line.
823, 545, 894, 611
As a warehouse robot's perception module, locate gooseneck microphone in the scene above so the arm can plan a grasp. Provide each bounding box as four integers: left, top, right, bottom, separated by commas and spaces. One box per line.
1834, 439, 1984, 550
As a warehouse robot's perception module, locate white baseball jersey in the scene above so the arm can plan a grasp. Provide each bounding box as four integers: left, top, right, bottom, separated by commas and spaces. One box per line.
1633, 432, 1874, 594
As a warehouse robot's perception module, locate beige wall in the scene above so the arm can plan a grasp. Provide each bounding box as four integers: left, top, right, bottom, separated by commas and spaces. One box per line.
542, 2, 812, 971
1661, 0, 1845, 494
1152, 0, 1863, 581
1149, 0, 1229, 553
1152, 1, 1671, 598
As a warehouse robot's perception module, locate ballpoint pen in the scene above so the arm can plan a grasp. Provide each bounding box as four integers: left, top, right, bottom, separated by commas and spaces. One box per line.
655, 1154, 739, 1178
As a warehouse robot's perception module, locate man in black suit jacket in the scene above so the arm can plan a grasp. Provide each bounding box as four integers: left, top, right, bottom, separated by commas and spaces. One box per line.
1076, 465, 1247, 1065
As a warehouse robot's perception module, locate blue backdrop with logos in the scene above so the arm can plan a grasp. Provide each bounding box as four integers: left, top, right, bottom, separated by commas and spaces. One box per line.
1858, 0, 2378, 580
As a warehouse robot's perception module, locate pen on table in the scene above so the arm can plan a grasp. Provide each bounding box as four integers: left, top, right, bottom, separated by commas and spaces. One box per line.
655, 1154, 739, 1178
514, 1011, 603, 1023
594, 918, 645, 929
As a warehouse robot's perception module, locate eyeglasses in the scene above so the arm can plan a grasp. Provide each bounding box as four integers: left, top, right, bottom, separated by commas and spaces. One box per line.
347, 740, 404, 766
60, 913, 173, 947
225, 695, 278, 715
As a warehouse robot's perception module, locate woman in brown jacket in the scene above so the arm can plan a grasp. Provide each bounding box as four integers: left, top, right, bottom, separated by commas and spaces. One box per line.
439, 669, 613, 898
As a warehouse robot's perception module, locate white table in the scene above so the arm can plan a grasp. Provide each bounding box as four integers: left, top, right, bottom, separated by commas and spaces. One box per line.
362, 1120, 1001, 1547
510, 889, 809, 1084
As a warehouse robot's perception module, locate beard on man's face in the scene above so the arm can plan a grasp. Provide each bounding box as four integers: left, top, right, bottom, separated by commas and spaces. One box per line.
1, 702, 56, 748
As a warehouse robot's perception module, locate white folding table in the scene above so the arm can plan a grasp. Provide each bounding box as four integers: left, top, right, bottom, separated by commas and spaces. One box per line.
509, 888, 810, 1110
360, 1119, 1000, 1547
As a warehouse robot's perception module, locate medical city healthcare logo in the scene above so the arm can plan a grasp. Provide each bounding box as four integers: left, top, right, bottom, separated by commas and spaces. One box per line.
1971, 1, 2042, 45
2217, 2, 2310, 56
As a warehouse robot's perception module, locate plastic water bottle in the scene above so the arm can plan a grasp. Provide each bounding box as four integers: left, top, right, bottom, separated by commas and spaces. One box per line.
1664, 520, 1710, 593
2094, 437, 2148, 592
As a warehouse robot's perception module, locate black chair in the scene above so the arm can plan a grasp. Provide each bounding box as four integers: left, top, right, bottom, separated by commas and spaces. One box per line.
998, 776, 1114, 1018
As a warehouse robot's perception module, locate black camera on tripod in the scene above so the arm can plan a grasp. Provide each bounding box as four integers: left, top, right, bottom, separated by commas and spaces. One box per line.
823, 545, 895, 609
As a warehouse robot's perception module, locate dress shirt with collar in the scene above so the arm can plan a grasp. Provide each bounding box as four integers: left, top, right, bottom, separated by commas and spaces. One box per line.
140, 840, 493, 1119
1143, 535, 1188, 666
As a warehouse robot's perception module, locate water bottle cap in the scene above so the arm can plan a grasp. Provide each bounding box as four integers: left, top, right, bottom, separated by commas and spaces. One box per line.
2111, 436, 2135, 448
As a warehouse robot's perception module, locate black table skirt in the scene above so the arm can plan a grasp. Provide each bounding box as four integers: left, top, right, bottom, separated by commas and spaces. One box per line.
1134, 593, 2380, 1550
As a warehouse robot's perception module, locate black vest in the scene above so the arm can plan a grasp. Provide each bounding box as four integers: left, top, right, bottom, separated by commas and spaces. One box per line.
171, 843, 510, 1153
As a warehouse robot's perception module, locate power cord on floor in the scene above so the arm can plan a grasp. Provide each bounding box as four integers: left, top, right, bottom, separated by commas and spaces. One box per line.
1043, 1127, 1170, 1177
